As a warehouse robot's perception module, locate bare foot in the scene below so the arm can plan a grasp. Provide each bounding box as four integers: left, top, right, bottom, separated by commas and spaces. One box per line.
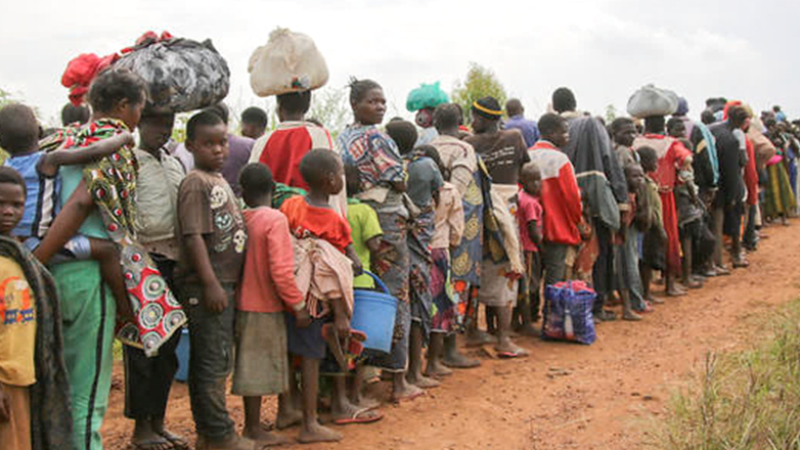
495, 339, 529, 358
152, 421, 189, 450
646, 295, 664, 305
203, 434, 261, 450
424, 360, 453, 378
132, 420, 172, 450
623, 310, 643, 321
466, 329, 497, 347
331, 400, 383, 425
407, 372, 441, 389
392, 380, 425, 403
275, 407, 303, 430
443, 351, 481, 369
666, 286, 687, 297
298, 422, 342, 444
351, 395, 381, 410
242, 427, 289, 447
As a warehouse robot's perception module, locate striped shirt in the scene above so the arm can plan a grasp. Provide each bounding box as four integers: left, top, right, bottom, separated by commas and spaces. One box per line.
4, 152, 60, 239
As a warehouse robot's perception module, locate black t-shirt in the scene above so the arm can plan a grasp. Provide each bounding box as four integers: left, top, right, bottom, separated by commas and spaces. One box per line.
465, 129, 529, 185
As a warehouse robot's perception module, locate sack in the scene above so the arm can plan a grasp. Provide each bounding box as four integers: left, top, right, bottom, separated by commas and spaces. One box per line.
627, 84, 680, 118
115, 37, 230, 113
542, 281, 596, 345
248, 28, 329, 97
406, 82, 449, 112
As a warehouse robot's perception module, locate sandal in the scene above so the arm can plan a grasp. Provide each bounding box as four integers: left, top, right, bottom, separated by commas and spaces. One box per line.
333, 408, 383, 425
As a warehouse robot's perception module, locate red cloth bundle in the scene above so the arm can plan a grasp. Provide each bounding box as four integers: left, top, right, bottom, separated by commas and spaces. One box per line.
61, 53, 119, 106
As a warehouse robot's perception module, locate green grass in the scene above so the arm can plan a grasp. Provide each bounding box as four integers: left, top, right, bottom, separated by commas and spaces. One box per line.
652, 301, 800, 450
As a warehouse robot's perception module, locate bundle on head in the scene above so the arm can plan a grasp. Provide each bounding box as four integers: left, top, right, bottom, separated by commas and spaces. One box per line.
248, 28, 329, 97
626, 84, 679, 119
406, 82, 449, 112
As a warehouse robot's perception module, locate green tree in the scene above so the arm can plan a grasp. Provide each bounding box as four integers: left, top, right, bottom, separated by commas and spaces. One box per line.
309, 87, 350, 139
451, 63, 508, 124
605, 104, 618, 124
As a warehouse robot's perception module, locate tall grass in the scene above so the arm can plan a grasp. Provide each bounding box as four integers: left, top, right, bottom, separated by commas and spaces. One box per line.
653, 301, 800, 450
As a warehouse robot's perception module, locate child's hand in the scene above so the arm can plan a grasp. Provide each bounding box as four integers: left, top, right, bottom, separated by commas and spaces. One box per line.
351, 259, 364, 276
116, 130, 135, 148
202, 281, 228, 313
334, 314, 351, 338
295, 308, 312, 328
0, 384, 9, 423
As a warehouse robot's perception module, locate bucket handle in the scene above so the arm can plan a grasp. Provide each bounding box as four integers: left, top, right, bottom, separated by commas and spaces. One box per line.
361, 271, 392, 296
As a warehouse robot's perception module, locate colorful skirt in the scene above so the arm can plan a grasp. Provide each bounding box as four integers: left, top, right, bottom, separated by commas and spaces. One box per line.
764, 162, 797, 218
450, 174, 484, 287
430, 248, 459, 333
409, 210, 434, 337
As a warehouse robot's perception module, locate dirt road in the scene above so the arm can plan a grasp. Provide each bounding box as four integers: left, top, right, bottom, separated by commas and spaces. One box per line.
101, 222, 800, 450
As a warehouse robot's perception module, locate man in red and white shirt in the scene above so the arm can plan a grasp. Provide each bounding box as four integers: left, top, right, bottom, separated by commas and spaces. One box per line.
249, 90, 347, 217
527, 113, 583, 286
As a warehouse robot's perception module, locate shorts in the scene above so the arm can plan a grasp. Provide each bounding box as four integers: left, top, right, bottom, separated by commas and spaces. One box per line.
24, 234, 92, 263
232, 311, 290, 396
285, 311, 326, 360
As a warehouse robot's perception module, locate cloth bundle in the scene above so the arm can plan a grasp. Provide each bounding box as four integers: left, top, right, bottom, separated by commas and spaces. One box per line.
61, 53, 119, 106
542, 281, 597, 345
406, 82, 449, 112
627, 84, 680, 118
114, 33, 230, 113
248, 28, 329, 97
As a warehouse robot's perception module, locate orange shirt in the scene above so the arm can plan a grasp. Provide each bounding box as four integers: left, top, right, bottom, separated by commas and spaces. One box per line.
280, 196, 353, 253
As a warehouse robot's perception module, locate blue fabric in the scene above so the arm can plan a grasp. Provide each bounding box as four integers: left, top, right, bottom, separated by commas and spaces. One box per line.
4, 152, 62, 239
504, 115, 540, 148
59, 164, 109, 239
542, 282, 597, 345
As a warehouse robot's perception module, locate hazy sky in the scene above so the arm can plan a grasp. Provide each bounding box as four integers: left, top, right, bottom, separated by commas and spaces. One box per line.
2, 0, 798, 126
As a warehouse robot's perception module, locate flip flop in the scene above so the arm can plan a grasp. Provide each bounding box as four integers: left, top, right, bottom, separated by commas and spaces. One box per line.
392, 390, 426, 403
158, 431, 190, 450
333, 408, 384, 425
496, 347, 529, 358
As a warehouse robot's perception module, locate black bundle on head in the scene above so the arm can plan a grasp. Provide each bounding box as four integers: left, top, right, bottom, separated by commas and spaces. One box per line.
385, 120, 418, 155
0, 166, 27, 196
61, 103, 91, 126
348, 77, 381, 105
538, 112, 566, 137
239, 163, 275, 200
552, 87, 576, 113
0, 103, 39, 154
471, 96, 502, 121
241, 107, 268, 128
186, 110, 224, 141
88, 69, 146, 114
277, 91, 312, 115
300, 148, 341, 189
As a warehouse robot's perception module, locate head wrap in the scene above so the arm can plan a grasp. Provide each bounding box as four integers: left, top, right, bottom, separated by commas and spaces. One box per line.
723, 100, 743, 121
472, 96, 502, 120
676, 97, 689, 116
415, 108, 434, 128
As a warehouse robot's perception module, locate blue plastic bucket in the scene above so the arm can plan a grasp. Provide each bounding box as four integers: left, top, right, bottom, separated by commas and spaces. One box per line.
351, 272, 398, 353
175, 327, 190, 382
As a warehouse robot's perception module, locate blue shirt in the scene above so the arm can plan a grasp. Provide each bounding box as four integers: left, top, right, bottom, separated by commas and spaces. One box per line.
4, 152, 61, 239
59, 164, 108, 239
504, 115, 540, 148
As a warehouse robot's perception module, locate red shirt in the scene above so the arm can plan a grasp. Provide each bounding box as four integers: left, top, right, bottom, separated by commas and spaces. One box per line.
527, 141, 583, 246
744, 137, 758, 206
236, 207, 305, 313
280, 196, 353, 253
634, 134, 692, 190
517, 190, 543, 252
257, 124, 333, 190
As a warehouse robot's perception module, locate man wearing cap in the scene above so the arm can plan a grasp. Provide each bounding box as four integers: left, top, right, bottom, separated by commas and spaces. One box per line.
464, 96, 529, 358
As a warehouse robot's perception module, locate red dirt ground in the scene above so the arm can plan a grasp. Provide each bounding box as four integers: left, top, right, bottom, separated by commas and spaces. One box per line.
101, 222, 800, 450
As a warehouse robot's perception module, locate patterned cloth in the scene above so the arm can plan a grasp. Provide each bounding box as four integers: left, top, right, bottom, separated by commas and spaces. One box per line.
40, 120, 185, 356
0, 236, 72, 450
764, 161, 797, 217
430, 248, 459, 333
408, 210, 434, 337
337, 124, 406, 192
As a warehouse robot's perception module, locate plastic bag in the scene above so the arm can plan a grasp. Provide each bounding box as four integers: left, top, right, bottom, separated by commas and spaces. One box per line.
114, 37, 230, 113
542, 281, 597, 345
627, 84, 679, 118
248, 28, 329, 97
406, 82, 449, 112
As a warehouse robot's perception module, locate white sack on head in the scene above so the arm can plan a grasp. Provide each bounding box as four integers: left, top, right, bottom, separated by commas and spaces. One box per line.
115, 38, 230, 113
627, 84, 679, 118
248, 28, 329, 97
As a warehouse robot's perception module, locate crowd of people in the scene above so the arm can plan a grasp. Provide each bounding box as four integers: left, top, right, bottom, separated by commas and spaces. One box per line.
0, 60, 797, 450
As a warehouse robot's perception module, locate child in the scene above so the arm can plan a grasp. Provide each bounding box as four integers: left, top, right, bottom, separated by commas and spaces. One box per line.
0, 103, 134, 320
345, 163, 382, 290
675, 168, 705, 289
234, 163, 308, 447
515, 162, 544, 333
0, 167, 71, 450
528, 113, 582, 288
280, 149, 380, 444
616, 163, 648, 320
175, 110, 251, 450
386, 120, 443, 387
423, 147, 464, 378
636, 146, 667, 305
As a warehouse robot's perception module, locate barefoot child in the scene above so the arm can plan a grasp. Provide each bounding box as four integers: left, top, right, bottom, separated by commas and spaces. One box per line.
176, 110, 251, 450
516, 162, 544, 333
636, 146, 667, 305
280, 149, 380, 443
0, 167, 72, 450
616, 163, 647, 320
423, 146, 464, 378
234, 163, 309, 447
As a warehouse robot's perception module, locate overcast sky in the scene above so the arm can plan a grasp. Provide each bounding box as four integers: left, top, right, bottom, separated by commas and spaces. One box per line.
2, 0, 798, 127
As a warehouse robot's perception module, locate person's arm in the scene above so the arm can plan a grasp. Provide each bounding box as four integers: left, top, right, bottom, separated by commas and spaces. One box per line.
265, 218, 310, 326
528, 219, 542, 247
0, 376, 8, 423
38, 131, 134, 177
366, 235, 382, 255
183, 234, 228, 313
345, 243, 363, 275
33, 179, 94, 264
330, 296, 351, 336
448, 193, 465, 248
390, 180, 407, 192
